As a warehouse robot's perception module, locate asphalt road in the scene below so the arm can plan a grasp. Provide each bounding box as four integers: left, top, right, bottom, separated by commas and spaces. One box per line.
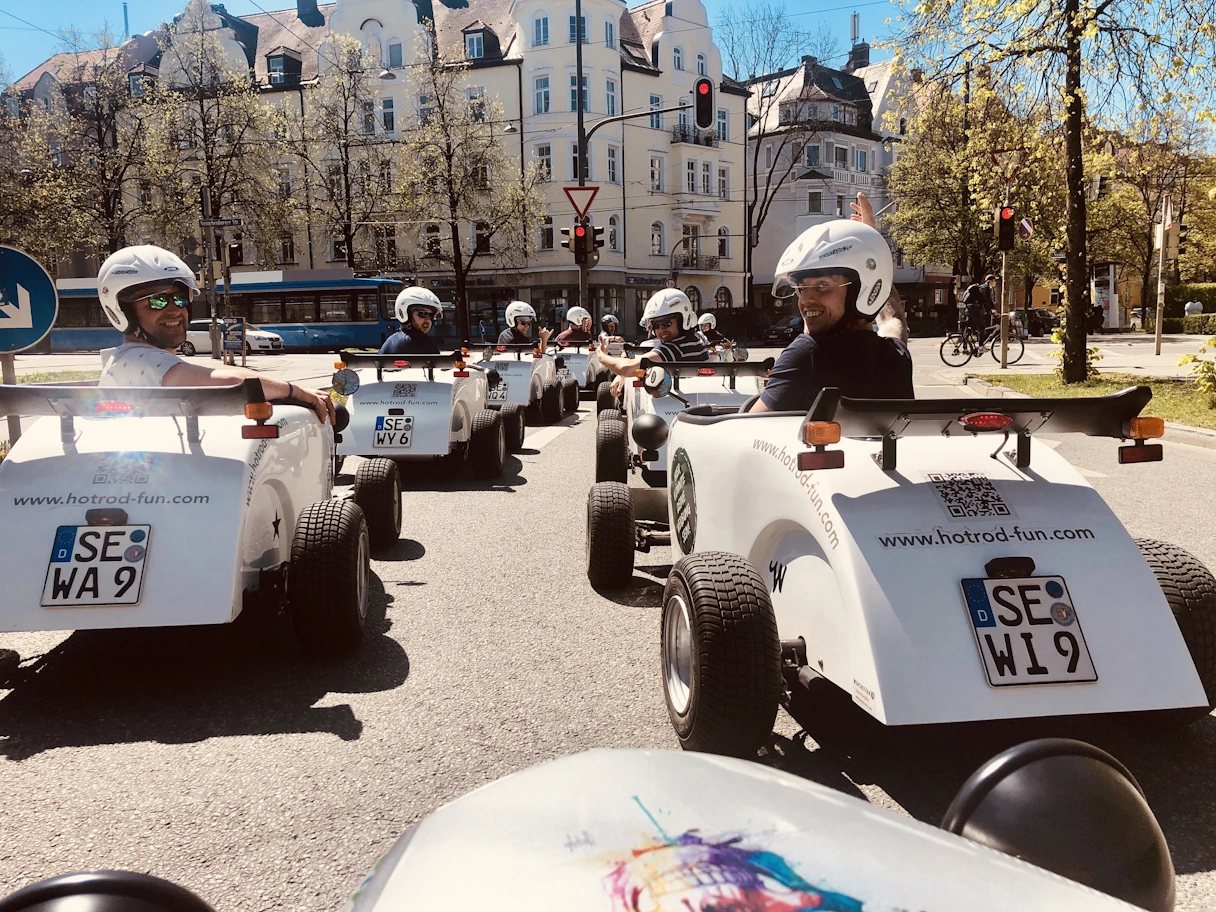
1, 346, 1215, 910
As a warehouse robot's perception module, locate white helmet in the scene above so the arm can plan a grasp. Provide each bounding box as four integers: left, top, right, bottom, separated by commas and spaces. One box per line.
772, 220, 893, 320
394, 286, 442, 325
97, 245, 199, 333
697, 312, 717, 330
566, 306, 591, 326
640, 289, 696, 331
504, 301, 536, 329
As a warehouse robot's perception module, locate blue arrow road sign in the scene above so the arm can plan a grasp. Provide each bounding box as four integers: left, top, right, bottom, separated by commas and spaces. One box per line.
0, 246, 58, 353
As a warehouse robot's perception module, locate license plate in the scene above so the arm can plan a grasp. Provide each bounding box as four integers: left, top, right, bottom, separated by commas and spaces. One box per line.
374, 415, 413, 448
961, 576, 1096, 686
42, 524, 151, 607
557, 368, 571, 380
487, 382, 508, 402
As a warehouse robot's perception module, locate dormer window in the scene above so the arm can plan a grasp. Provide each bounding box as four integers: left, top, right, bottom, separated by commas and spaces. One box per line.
128, 73, 146, 97
4, 96, 17, 117
466, 32, 484, 59
265, 48, 302, 86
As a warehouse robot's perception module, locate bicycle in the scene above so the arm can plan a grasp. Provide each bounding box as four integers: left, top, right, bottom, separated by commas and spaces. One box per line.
939, 323, 1025, 367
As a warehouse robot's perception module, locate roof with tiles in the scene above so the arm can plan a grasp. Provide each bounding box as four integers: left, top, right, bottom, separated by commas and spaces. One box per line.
12, 33, 162, 92
242, 3, 335, 86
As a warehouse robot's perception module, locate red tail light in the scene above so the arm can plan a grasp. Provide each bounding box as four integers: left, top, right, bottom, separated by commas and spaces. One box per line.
95, 401, 134, 413
453, 370, 469, 377
961, 412, 1014, 432
496, 346, 507, 352
697, 368, 716, 376
393, 360, 410, 368
242, 425, 279, 439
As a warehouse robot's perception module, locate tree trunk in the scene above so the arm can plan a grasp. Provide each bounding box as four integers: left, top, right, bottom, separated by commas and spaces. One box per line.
449, 218, 470, 345
1061, 0, 1090, 383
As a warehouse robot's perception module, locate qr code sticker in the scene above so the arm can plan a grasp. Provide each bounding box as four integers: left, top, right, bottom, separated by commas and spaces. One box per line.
927, 472, 1012, 519
92, 454, 154, 485
392, 383, 417, 399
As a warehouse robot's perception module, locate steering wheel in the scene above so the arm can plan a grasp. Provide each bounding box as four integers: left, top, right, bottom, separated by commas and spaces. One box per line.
0, 871, 215, 912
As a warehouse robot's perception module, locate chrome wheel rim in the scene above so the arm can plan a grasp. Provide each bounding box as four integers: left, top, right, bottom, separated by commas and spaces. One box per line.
663, 593, 693, 715
356, 527, 369, 620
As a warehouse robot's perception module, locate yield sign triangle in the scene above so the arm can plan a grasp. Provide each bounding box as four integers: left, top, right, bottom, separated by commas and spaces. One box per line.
564, 186, 599, 218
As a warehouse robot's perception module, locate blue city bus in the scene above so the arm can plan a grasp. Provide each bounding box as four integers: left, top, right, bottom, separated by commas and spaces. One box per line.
50, 274, 405, 352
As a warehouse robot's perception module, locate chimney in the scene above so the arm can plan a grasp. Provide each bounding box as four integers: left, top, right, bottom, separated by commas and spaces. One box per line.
297, 0, 324, 27
801, 55, 818, 68
845, 41, 870, 73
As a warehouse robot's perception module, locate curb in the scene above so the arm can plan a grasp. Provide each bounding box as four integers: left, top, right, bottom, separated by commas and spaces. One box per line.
963, 377, 1216, 450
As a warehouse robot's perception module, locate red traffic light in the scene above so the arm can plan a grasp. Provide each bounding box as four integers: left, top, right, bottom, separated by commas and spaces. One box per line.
574, 225, 586, 237
697, 82, 710, 95
1000, 207, 1014, 220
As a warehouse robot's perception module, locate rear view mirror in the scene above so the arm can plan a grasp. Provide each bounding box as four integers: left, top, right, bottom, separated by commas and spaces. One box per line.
642, 366, 672, 398
732, 346, 749, 363
331, 368, 360, 396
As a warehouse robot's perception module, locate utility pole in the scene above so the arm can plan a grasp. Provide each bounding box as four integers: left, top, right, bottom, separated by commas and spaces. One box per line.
575, 0, 589, 317
201, 185, 220, 359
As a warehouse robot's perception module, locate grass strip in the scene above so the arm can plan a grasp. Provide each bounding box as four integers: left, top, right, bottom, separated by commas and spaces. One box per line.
970, 372, 1216, 431
15, 370, 102, 384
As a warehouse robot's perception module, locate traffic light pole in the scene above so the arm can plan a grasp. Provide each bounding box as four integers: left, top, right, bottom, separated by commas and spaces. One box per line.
575, 0, 589, 318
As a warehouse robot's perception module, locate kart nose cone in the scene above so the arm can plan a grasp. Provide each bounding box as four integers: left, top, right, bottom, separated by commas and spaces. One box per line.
631, 412, 669, 452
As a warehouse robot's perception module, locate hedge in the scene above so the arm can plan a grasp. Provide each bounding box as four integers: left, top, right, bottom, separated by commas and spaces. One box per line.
1164, 284, 1216, 318
1145, 316, 1186, 333
1183, 314, 1216, 335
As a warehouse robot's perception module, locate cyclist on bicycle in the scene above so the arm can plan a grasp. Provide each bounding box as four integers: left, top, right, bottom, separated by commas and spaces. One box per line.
746, 194, 912, 413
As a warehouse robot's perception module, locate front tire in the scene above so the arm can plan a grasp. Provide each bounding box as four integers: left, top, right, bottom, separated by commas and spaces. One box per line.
939, 333, 973, 367
595, 416, 629, 483
596, 381, 618, 414
1136, 538, 1216, 722
990, 333, 1026, 364
352, 457, 401, 550
586, 481, 634, 589
542, 379, 562, 423
662, 552, 782, 757
289, 500, 370, 656
470, 408, 506, 479
561, 378, 580, 414
500, 402, 526, 452
180, 341, 197, 357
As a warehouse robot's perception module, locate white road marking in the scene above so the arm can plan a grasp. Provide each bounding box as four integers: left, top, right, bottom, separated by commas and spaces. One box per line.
525, 413, 580, 450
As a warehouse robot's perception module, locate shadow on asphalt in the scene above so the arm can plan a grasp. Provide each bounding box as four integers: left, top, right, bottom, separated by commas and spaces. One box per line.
594, 562, 671, 608
763, 681, 1216, 876
0, 570, 409, 762
393, 454, 530, 493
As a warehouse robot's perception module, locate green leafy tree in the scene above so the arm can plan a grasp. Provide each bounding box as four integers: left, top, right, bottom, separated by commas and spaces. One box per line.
398, 27, 544, 342
892, 0, 1216, 381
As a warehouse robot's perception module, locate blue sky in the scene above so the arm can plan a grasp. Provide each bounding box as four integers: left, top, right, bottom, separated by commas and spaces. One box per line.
3, 0, 890, 84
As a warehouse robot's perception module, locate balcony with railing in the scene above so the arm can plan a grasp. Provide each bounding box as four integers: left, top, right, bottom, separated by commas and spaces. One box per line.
672, 253, 720, 271
671, 124, 719, 147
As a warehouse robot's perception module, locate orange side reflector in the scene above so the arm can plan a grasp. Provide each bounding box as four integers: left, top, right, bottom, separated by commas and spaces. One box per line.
803, 421, 841, 446
242, 424, 279, 439
454, 360, 466, 370
333, 361, 346, 369
245, 402, 273, 421
635, 369, 646, 379
1127, 416, 1165, 439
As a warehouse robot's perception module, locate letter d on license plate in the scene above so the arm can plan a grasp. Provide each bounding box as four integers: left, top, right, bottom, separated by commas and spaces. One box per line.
42, 525, 151, 607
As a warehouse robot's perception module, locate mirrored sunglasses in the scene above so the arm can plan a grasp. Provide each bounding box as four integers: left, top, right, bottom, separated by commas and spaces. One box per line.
650, 316, 679, 329
144, 291, 192, 310
516, 318, 533, 325
414, 309, 438, 321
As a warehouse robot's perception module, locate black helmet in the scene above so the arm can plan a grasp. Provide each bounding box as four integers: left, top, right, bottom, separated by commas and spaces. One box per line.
601, 313, 619, 329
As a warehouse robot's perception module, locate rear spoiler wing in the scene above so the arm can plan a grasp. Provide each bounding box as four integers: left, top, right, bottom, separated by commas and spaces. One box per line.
0, 379, 268, 447
803, 386, 1154, 469
339, 350, 470, 382
479, 343, 546, 361
648, 359, 774, 392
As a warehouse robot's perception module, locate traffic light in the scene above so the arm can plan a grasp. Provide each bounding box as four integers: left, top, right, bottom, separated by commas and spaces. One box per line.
573, 219, 589, 265
693, 77, 714, 130
560, 225, 572, 254
1178, 222, 1190, 256
226, 242, 243, 267
592, 224, 605, 249
996, 206, 1015, 251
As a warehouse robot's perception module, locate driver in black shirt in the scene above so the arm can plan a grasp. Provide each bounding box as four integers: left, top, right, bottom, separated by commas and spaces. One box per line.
748, 193, 912, 413
379, 287, 443, 355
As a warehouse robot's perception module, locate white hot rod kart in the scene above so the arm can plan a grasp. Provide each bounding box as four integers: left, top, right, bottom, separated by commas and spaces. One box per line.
0, 380, 373, 660
548, 340, 609, 408
593, 357, 771, 489
479, 343, 575, 435
590, 379, 1216, 755
0, 741, 1179, 911
335, 350, 510, 497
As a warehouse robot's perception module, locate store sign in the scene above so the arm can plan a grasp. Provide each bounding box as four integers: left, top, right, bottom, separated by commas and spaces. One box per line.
625, 275, 667, 286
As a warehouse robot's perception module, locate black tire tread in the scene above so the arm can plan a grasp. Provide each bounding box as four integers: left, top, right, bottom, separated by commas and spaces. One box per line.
562, 378, 580, 414
542, 379, 562, 423
470, 408, 506, 479
500, 402, 526, 452
353, 458, 401, 549
289, 500, 368, 655
596, 381, 618, 414
1136, 538, 1216, 716
665, 552, 782, 756
586, 482, 634, 589
595, 417, 629, 483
